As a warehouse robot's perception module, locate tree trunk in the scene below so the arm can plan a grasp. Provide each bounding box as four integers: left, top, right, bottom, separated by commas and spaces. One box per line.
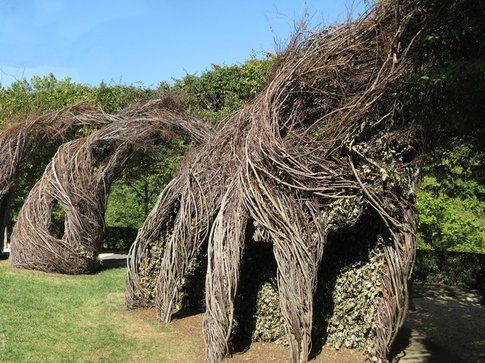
143, 179, 150, 219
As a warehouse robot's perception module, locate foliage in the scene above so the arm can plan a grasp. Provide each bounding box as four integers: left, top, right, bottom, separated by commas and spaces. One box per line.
416, 141, 485, 253
0, 74, 163, 126
173, 57, 274, 123
105, 141, 189, 228
411, 0, 485, 253
413, 249, 485, 289
103, 227, 139, 252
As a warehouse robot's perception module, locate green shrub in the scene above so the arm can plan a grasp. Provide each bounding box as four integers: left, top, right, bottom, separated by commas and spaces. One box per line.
173, 57, 274, 123
417, 142, 485, 253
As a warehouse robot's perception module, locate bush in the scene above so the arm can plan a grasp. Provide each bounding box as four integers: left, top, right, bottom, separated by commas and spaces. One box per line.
173, 57, 273, 123
417, 144, 485, 253
1, 42, 483, 256
413, 250, 484, 289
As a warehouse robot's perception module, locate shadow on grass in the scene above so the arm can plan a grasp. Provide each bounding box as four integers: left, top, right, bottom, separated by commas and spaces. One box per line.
391, 326, 467, 363
98, 256, 128, 271
1, 251, 127, 273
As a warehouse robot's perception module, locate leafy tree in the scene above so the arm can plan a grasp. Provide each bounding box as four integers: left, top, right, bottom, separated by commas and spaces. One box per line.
1, 38, 483, 255
412, 0, 484, 253
105, 141, 188, 228
173, 57, 274, 123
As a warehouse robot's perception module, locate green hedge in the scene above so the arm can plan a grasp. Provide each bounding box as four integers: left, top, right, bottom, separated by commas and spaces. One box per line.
413, 250, 485, 290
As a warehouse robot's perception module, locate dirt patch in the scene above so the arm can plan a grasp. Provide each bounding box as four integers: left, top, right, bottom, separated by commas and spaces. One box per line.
132, 308, 364, 362
120, 308, 201, 362
129, 284, 484, 362
227, 343, 363, 363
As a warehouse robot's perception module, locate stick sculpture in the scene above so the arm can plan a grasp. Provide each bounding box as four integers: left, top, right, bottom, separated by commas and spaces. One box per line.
10, 100, 210, 273
0, 104, 107, 251
127, 2, 428, 362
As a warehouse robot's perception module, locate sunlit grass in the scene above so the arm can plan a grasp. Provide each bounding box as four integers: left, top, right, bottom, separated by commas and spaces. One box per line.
0, 261, 199, 362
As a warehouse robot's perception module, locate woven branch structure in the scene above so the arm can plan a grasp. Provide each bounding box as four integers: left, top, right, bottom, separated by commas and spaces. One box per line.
3, 1, 457, 361
126, 3, 430, 362
0, 104, 108, 251
10, 100, 210, 274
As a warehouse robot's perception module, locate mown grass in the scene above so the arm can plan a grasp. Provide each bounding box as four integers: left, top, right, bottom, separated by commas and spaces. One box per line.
0, 261, 199, 362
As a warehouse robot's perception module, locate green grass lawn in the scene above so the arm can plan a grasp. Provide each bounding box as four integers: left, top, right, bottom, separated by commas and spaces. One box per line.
0, 261, 199, 362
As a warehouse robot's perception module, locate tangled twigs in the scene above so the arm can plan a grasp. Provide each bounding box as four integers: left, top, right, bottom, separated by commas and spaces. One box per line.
1, 0, 455, 360
125, 176, 188, 308
204, 179, 247, 362
0, 104, 108, 251
155, 173, 209, 322
374, 207, 417, 358
10, 101, 210, 274
243, 182, 326, 361
126, 114, 249, 309
126, 1, 430, 362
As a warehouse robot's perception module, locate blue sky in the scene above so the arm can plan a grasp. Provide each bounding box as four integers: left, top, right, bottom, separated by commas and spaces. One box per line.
0, 0, 367, 88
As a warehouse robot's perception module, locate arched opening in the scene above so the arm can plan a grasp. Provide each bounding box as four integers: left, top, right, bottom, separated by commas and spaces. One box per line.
49, 200, 66, 240
10, 105, 210, 274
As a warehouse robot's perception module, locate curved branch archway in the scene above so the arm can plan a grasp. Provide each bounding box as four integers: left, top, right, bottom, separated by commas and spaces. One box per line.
10, 101, 210, 274
0, 104, 110, 252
